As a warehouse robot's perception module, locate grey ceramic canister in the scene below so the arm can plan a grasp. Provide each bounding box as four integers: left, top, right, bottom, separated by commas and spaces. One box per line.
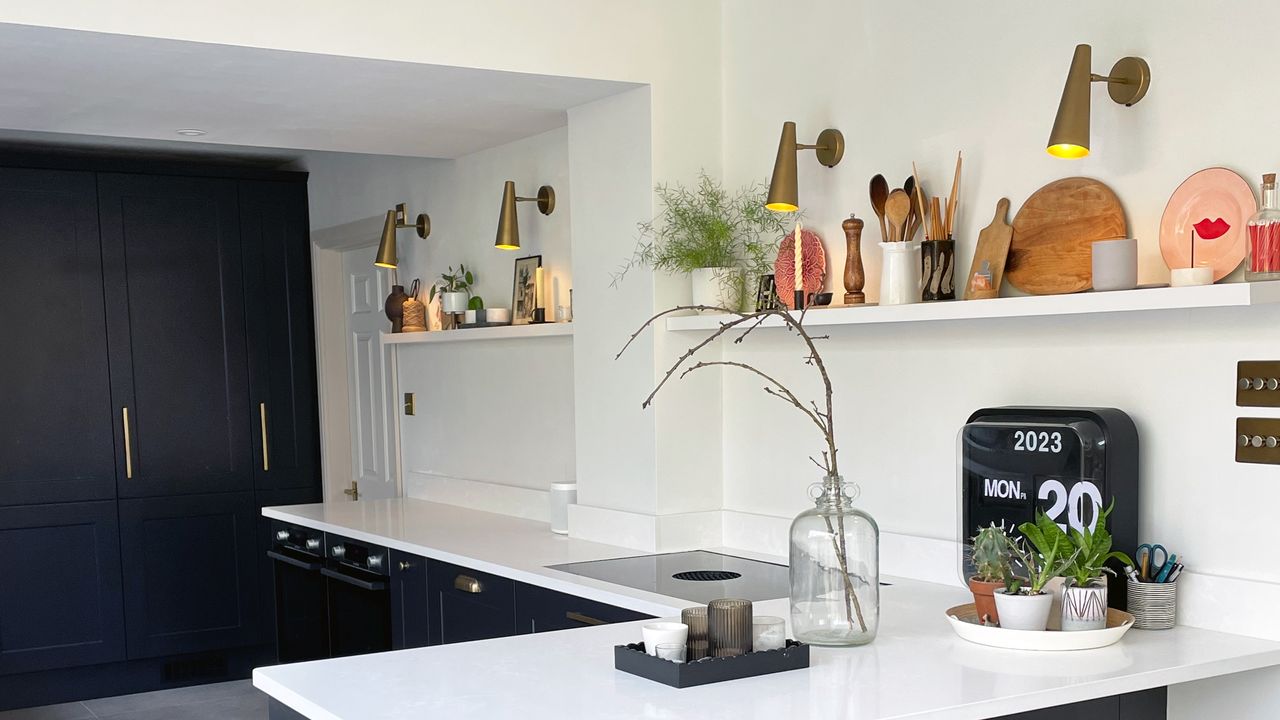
1091, 238, 1138, 291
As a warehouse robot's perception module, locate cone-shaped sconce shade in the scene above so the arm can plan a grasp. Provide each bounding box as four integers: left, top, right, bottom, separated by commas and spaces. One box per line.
374, 209, 398, 268
495, 180, 521, 250
766, 122, 800, 212
1047, 44, 1093, 159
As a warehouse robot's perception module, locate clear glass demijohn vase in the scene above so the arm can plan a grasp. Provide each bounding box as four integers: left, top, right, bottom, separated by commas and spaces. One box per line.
789, 475, 879, 646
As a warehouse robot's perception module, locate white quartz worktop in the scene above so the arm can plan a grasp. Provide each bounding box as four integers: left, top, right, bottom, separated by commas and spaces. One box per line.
257, 499, 1280, 719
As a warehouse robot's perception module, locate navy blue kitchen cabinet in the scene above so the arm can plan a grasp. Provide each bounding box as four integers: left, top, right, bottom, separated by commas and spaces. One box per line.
0, 501, 126, 674
391, 550, 431, 649
0, 153, 319, 711
514, 582, 653, 633
240, 180, 320, 492
427, 560, 517, 644
118, 492, 261, 659
0, 168, 116, 507
98, 173, 254, 500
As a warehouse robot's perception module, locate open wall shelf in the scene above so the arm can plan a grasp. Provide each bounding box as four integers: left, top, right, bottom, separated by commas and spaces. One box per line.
665, 281, 1280, 332
382, 323, 573, 345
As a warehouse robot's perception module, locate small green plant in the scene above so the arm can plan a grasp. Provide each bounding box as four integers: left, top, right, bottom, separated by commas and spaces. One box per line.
611, 171, 789, 298
429, 265, 474, 301
1063, 501, 1133, 588
467, 295, 484, 311
1003, 510, 1081, 595
970, 522, 1013, 583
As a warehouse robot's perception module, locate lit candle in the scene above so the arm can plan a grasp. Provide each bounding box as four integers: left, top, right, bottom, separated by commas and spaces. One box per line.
793, 222, 804, 308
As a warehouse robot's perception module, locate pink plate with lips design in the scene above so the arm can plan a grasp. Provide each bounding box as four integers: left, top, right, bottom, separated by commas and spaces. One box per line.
1159, 167, 1256, 281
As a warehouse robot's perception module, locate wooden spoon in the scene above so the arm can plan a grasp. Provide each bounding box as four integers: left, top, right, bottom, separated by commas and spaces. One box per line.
885, 190, 912, 243
869, 175, 890, 243
903, 176, 918, 241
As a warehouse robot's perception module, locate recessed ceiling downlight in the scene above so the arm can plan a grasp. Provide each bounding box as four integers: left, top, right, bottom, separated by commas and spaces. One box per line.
176, 128, 207, 136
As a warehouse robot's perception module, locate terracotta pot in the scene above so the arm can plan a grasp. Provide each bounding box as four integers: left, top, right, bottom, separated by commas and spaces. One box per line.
968, 577, 1004, 625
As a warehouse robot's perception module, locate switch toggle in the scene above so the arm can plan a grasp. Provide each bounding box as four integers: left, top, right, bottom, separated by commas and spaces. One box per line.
1237, 361, 1280, 407
1236, 418, 1280, 464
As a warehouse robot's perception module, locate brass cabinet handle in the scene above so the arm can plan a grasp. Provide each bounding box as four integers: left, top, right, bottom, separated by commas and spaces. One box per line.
453, 575, 482, 593
565, 611, 606, 626
398, 560, 413, 572
259, 402, 270, 471
121, 407, 134, 479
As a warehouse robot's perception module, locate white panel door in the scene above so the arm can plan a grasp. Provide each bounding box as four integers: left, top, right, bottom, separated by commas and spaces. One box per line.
341, 249, 399, 500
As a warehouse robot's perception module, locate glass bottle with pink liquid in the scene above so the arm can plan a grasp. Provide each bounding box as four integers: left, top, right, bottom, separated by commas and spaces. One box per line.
1247, 173, 1280, 281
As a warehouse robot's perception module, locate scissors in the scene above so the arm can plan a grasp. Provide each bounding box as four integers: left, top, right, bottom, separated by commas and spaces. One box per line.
1136, 544, 1169, 582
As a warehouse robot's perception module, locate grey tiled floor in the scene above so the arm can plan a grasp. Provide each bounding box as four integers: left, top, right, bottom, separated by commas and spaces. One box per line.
0, 680, 266, 720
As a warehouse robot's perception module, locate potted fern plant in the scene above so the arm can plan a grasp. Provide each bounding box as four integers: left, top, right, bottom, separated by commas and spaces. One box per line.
968, 523, 1014, 625
613, 172, 786, 311
1060, 502, 1133, 631
995, 510, 1081, 631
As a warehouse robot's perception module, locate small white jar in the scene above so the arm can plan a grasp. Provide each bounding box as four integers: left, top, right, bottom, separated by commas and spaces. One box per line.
879, 241, 922, 306
549, 482, 577, 535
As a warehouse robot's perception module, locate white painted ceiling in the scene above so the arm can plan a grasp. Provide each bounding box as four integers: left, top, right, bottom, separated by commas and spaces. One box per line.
0, 23, 637, 159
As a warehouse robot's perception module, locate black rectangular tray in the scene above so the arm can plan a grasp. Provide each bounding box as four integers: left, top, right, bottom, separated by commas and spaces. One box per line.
614, 641, 809, 688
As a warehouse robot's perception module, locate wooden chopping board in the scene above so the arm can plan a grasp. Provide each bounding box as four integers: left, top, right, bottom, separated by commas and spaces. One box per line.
964, 198, 1014, 300
1007, 177, 1127, 295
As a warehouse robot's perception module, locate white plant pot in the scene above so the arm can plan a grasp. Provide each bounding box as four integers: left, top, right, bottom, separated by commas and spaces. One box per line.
993, 589, 1053, 631
1061, 580, 1109, 631
690, 267, 742, 310
441, 292, 468, 314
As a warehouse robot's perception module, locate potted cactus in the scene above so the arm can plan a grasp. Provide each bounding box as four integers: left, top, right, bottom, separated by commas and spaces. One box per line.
968, 523, 1014, 624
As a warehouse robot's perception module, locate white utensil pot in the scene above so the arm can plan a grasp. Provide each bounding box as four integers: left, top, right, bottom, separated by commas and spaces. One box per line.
549, 482, 576, 535
879, 241, 922, 306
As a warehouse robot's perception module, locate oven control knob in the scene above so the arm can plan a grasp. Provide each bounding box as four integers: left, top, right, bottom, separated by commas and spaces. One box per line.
331, 545, 345, 558
305, 538, 321, 551
275, 530, 290, 541
367, 555, 383, 570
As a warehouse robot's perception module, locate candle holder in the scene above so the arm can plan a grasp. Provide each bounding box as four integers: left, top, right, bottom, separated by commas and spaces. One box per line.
708, 598, 753, 657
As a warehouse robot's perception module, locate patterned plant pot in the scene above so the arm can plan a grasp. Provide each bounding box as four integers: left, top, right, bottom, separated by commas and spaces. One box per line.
1061, 580, 1108, 631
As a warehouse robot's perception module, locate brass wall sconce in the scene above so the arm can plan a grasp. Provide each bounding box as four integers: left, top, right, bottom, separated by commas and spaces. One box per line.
373, 202, 430, 269
1047, 44, 1151, 159
766, 121, 845, 212
495, 180, 555, 250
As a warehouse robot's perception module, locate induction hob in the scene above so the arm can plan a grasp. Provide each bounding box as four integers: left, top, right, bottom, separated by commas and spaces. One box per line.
548, 550, 789, 604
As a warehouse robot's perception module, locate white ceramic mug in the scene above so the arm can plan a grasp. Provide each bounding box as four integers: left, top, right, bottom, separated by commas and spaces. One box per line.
1091, 238, 1137, 291
641, 621, 688, 657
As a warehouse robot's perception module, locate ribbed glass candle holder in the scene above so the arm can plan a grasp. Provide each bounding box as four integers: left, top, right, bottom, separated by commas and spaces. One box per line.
708, 599, 753, 657
681, 606, 710, 660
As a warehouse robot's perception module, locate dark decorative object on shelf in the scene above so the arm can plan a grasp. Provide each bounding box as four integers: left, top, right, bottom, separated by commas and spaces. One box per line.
922, 239, 956, 301
614, 641, 809, 689
754, 274, 781, 312
384, 284, 409, 333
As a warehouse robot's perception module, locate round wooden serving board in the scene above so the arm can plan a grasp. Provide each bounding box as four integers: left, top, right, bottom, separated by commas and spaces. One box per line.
1007, 177, 1127, 295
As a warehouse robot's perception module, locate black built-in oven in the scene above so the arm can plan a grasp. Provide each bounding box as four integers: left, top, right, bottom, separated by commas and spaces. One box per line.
267, 520, 330, 663
322, 533, 393, 657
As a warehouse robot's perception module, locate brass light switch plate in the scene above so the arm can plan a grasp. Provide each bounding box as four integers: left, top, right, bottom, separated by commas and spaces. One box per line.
403, 393, 415, 416
1237, 361, 1280, 407
1236, 418, 1280, 464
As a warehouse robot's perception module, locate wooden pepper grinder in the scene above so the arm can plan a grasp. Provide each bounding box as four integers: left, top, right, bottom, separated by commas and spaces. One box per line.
842, 213, 866, 305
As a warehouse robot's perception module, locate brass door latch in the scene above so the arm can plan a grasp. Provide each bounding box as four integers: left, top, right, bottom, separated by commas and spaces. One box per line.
343, 481, 359, 501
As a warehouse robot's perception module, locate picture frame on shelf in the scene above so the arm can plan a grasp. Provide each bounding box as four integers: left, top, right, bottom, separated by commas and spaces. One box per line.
511, 254, 542, 325
755, 273, 781, 311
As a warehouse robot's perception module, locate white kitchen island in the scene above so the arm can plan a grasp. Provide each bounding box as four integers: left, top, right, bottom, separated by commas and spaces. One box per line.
255, 500, 1280, 719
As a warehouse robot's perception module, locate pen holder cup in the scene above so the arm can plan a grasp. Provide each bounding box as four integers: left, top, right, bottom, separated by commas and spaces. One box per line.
1127, 579, 1177, 630
921, 239, 956, 301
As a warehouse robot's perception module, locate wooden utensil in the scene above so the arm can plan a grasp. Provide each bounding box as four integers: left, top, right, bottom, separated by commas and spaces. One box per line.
946, 152, 962, 238
842, 214, 866, 304
1007, 177, 1127, 295
903, 176, 920, 242
885, 190, 912, 243
911, 162, 928, 239
870, 175, 890, 243
965, 198, 1015, 300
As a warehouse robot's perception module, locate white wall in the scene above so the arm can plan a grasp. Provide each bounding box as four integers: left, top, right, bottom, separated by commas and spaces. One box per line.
304, 128, 575, 507
716, 0, 1280, 638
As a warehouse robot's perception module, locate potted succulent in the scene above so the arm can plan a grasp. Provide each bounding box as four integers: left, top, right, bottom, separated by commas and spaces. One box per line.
612, 172, 787, 311
430, 265, 474, 315
995, 511, 1080, 631
968, 523, 1014, 625
1060, 502, 1133, 631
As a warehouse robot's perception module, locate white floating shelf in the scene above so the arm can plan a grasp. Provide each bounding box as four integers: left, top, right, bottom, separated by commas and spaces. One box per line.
382, 323, 573, 345
665, 281, 1280, 332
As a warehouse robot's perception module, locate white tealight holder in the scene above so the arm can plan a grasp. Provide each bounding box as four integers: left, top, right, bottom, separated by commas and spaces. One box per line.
1170, 267, 1213, 287
640, 621, 688, 657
